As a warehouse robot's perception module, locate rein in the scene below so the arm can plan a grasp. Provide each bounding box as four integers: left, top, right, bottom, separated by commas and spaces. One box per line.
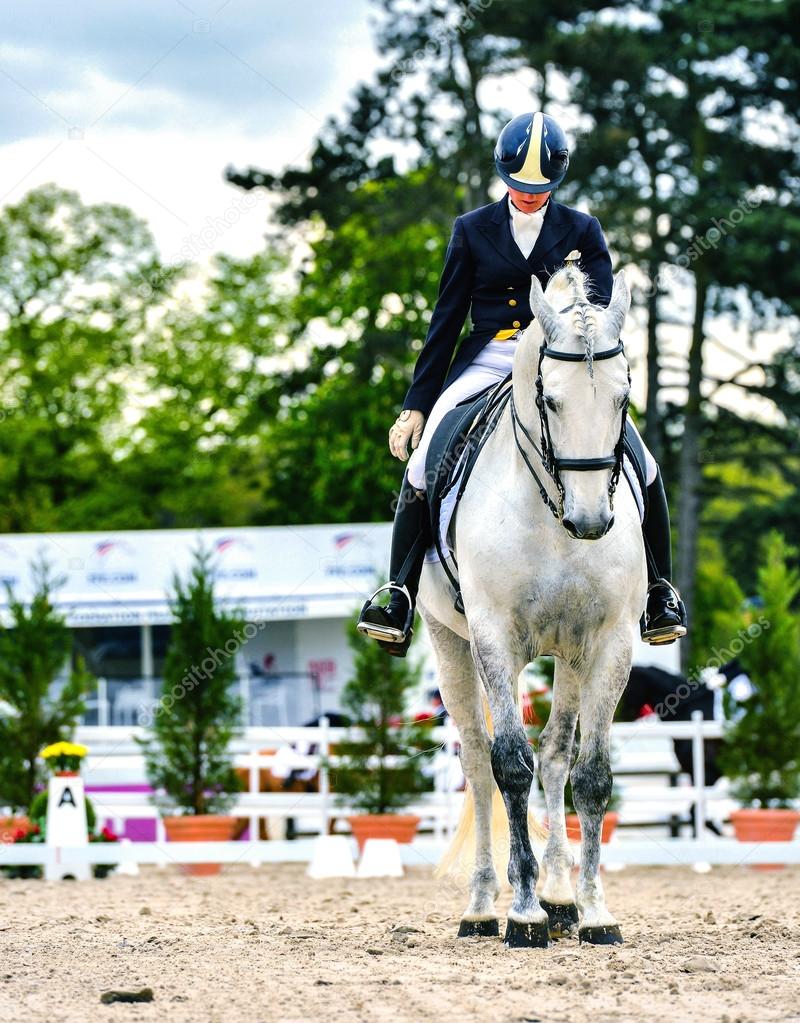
510, 328, 630, 521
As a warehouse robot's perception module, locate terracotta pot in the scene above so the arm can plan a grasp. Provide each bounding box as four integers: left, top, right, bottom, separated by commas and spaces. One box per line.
0, 816, 30, 844
564, 812, 619, 844
162, 815, 237, 876
730, 808, 800, 870
348, 814, 420, 853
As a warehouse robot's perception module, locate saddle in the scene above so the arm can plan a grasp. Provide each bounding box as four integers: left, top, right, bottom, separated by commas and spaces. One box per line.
424, 376, 514, 609
424, 377, 650, 614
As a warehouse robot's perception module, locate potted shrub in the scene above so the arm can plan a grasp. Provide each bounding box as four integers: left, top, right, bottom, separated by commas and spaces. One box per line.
333, 615, 431, 852
139, 549, 243, 875
719, 533, 800, 857
0, 562, 93, 824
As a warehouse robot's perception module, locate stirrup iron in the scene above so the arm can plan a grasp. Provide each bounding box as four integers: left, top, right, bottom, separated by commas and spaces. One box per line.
357, 583, 414, 643
641, 579, 687, 645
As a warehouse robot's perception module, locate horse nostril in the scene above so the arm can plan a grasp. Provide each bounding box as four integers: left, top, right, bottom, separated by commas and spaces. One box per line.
563, 516, 614, 540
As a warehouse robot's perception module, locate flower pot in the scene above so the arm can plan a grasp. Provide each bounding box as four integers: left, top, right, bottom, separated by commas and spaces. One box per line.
162, 815, 237, 876
564, 812, 619, 844
348, 814, 420, 853
730, 808, 800, 870
0, 816, 30, 844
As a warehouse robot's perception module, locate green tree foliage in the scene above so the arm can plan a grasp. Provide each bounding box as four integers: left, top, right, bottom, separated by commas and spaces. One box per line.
139, 550, 243, 816
689, 536, 747, 669
0, 185, 173, 532
0, 563, 93, 812
332, 614, 431, 815
718, 533, 800, 807
115, 250, 290, 529
256, 168, 457, 523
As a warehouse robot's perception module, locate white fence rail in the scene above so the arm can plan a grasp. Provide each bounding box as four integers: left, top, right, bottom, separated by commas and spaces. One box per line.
2, 714, 797, 868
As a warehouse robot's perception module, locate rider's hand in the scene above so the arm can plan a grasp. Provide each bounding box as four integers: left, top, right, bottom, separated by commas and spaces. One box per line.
389, 409, 425, 461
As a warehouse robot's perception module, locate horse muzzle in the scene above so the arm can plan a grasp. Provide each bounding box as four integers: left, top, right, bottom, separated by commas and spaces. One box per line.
562, 514, 615, 540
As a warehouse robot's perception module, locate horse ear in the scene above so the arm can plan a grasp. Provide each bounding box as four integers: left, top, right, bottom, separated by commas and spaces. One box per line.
605, 270, 631, 338
529, 275, 562, 341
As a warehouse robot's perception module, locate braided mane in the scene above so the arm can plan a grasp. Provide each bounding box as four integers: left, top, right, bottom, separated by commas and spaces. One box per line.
563, 263, 597, 378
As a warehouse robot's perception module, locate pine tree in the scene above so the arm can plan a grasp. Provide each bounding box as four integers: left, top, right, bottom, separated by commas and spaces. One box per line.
140, 550, 243, 816
719, 532, 800, 807
0, 562, 92, 812
332, 615, 432, 815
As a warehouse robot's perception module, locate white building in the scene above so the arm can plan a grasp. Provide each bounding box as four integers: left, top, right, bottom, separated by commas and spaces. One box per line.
0, 523, 677, 729
0, 524, 394, 728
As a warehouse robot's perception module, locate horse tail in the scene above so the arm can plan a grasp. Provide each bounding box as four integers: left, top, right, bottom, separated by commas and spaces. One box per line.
435, 688, 547, 881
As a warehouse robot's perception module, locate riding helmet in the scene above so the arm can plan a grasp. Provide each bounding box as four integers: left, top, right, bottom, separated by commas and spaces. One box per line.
494, 112, 570, 194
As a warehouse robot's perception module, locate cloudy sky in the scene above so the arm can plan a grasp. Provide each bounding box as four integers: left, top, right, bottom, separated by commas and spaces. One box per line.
0, 0, 381, 260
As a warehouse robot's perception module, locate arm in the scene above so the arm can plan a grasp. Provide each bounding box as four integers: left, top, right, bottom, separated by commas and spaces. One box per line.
580, 216, 614, 307
403, 216, 474, 416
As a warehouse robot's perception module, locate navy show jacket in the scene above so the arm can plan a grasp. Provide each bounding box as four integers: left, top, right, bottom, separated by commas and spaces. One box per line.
404, 195, 614, 416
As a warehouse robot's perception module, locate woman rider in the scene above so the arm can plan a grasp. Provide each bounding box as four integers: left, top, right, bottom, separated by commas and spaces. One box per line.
357, 112, 688, 656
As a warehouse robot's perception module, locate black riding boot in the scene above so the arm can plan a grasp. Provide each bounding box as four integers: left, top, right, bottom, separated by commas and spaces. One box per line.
357, 474, 430, 657
641, 469, 688, 644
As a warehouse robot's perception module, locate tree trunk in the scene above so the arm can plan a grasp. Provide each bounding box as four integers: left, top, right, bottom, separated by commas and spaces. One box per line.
676, 271, 708, 669
644, 254, 664, 465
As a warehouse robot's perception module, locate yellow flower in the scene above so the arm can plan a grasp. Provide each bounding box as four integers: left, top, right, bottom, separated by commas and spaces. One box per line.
40, 741, 88, 760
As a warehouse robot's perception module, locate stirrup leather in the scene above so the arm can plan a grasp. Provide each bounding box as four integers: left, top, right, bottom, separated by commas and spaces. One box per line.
357, 584, 414, 643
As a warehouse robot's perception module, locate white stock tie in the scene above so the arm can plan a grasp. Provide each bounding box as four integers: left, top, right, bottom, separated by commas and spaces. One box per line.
508, 200, 546, 259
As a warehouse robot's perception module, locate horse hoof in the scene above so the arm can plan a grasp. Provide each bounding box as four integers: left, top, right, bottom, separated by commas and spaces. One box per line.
540, 899, 578, 938
457, 918, 499, 938
579, 924, 623, 945
504, 918, 550, 948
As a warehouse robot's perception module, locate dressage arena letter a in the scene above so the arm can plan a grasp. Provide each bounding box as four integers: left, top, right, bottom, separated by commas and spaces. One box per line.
45, 773, 91, 881
58, 786, 77, 808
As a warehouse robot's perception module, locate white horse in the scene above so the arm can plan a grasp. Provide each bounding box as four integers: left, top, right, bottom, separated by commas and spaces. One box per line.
419, 262, 645, 947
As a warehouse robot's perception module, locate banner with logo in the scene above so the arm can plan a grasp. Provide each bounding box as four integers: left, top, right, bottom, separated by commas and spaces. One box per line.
0, 524, 391, 626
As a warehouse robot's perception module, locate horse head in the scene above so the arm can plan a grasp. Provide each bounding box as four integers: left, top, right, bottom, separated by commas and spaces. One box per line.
524, 264, 632, 540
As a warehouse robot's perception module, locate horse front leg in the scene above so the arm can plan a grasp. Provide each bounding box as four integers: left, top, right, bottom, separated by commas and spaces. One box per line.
537, 660, 580, 937
472, 629, 549, 949
572, 638, 631, 945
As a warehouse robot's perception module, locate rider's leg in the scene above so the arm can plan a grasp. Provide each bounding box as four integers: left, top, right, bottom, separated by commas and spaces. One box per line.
641, 467, 687, 643
624, 422, 687, 643
358, 344, 515, 655
357, 472, 430, 656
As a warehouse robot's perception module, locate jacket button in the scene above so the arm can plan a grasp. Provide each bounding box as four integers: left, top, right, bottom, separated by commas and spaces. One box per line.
508, 299, 517, 306
512, 320, 521, 328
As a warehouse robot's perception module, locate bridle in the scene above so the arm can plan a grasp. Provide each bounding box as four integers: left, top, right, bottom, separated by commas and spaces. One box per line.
510, 310, 631, 522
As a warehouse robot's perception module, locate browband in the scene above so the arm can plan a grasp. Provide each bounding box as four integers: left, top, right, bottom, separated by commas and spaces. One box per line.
541, 340, 625, 363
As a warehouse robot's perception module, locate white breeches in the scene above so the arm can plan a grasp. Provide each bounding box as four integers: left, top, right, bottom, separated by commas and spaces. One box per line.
406, 340, 657, 496
407, 341, 517, 490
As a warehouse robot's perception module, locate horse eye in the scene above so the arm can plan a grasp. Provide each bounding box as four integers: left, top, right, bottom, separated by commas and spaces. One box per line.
545, 396, 559, 413
617, 393, 630, 411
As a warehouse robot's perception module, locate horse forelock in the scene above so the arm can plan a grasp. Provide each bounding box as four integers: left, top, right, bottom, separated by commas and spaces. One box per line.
545, 264, 598, 378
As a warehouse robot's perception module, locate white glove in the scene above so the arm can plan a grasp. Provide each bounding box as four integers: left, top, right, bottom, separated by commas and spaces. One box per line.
388, 409, 425, 461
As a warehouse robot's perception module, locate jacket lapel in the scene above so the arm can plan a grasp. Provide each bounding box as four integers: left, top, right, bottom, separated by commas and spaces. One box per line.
477, 197, 531, 275
526, 200, 573, 270
477, 197, 574, 276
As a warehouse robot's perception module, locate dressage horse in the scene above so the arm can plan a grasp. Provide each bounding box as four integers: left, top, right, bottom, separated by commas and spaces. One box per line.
418, 263, 645, 947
